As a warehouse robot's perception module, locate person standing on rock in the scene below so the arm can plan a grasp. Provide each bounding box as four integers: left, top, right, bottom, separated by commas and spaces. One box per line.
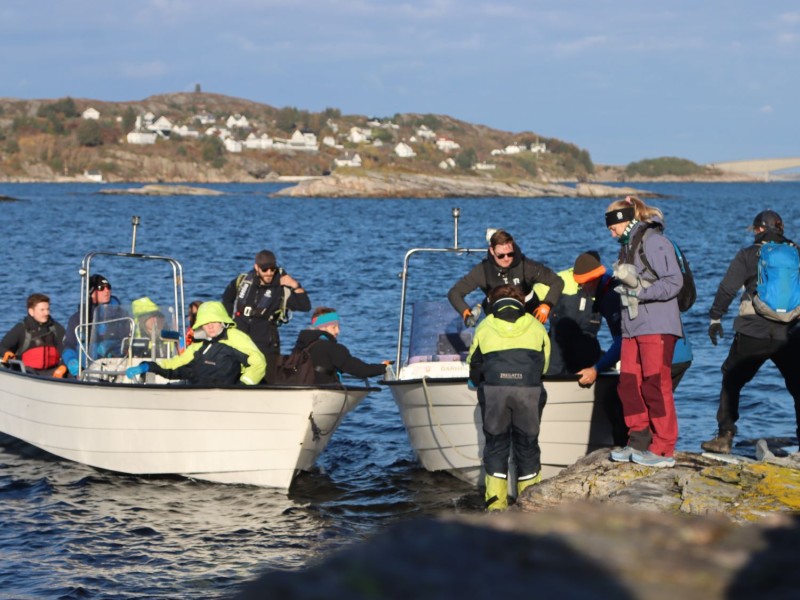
702, 210, 800, 454
448, 229, 564, 328
605, 196, 683, 468
467, 284, 550, 511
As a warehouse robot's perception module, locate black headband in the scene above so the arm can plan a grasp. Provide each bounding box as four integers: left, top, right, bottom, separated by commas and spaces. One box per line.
605, 207, 636, 227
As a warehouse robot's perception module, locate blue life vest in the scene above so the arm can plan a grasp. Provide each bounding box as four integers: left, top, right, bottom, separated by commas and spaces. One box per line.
753, 241, 800, 322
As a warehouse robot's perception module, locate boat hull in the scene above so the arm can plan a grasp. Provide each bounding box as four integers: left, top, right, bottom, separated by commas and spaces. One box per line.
0, 369, 371, 489
388, 374, 623, 486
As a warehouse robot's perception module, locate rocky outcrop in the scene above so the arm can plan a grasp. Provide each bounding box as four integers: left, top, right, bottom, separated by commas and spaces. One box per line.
272, 172, 663, 199
516, 448, 800, 524
235, 449, 800, 599
99, 184, 225, 196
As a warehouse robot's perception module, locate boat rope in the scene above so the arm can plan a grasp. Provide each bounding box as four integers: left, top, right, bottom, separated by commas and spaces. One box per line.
421, 376, 481, 462
310, 383, 351, 442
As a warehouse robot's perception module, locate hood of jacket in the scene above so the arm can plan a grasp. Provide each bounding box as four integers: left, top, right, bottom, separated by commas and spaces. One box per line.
294, 328, 335, 351
486, 241, 524, 271
193, 301, 236, 329
484, 312, 536, 337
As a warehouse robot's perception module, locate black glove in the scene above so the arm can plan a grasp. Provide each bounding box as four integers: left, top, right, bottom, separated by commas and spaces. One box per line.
708, 320, 723, 346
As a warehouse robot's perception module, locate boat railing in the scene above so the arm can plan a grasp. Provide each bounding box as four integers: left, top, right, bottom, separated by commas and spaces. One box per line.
393, 208, 493, 372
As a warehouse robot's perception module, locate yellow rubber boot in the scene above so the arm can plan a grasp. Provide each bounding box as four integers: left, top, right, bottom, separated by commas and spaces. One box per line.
516, 472, 542, 497
485, 474, 508, 511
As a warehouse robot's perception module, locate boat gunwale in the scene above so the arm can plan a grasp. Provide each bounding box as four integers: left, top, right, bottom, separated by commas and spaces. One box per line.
0, 367, 380, 393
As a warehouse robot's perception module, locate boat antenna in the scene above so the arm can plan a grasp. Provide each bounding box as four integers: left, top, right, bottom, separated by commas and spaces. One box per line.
131, 216, 141, 253
452, 207, 460, 249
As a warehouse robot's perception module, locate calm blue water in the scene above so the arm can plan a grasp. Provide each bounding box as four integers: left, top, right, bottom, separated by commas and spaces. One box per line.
1, 181, 798, 598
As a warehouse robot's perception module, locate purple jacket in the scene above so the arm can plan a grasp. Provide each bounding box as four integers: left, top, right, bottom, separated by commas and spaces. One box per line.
618, 219, 684, 338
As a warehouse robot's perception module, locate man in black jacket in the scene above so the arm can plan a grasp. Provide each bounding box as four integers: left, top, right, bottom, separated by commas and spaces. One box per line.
0, 293, 66, 376
702, 210, 800, 453
222, 249, 311, 382
448, 229, 564, 327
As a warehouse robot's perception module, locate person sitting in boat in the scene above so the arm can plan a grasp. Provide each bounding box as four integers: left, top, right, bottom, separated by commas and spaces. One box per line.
447, 229, 564, 328
127, 296, 171, 359
124, 301, 266, 386
62, 274, 127, 376
183, 299, 203, 348
467, 284, 550, 511
222, 249, 311, 383
284, 307, 387, 385
0, 293, 67, 377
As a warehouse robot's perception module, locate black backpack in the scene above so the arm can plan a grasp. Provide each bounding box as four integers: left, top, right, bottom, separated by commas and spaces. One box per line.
272, 340, 321, 385
630, 226, 697, 312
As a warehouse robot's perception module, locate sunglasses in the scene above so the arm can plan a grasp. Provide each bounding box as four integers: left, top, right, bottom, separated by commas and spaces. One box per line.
495, 252, 515, 259
258, 265, 278, 272
95, 284, 111, 291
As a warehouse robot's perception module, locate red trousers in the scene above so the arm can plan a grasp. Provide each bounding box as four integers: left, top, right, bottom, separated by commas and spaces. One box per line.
618, 334, 678, 457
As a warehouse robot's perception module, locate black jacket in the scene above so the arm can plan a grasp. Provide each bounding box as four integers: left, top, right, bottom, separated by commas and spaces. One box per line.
292, 329, 385, 385
447, 243, 564, 315
222, 271, 311, 355
0, 315, 65, 370
709, 231, 799, 340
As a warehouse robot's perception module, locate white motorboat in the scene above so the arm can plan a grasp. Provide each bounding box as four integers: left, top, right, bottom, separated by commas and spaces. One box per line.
0, 217, 376, 490
384, 209, 623, 486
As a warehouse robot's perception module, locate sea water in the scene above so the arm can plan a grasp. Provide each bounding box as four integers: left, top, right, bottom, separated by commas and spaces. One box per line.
0, 181, 798, 598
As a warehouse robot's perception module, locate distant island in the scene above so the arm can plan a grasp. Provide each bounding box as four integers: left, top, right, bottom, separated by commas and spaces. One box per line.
0, 91, 760, 197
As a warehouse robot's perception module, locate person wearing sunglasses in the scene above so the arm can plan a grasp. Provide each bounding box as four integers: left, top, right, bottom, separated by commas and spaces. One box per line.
222, 249, 311, 382
62, 274, 124, 376
448, 229, 564, 327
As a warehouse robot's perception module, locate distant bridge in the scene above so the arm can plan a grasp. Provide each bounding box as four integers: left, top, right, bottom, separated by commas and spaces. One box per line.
707, 157, 800, 179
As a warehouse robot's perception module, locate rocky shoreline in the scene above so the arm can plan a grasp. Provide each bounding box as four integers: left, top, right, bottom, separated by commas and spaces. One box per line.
271, 171, 664, 199
235, 448, 800, 599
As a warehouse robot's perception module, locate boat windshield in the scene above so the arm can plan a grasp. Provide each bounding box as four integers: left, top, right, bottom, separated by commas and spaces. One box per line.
407, 301, 473, 365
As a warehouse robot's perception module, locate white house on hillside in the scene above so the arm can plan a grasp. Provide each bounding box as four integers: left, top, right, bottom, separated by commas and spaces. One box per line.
244, 133, 274, 150
172, 124, 200, 138
416, 125, 436, 140
148, 116, 174, 137
394, 142, 416, 158
81, 107, 100, 120
334, 152, 362, 168
226, 114, 250, 129
195, 113, 216, 125
224, 138, 242, 153
347, 127, 370, 144
436, 137, 460, 152
127, 131, 157, 145
287, 130, 319, 152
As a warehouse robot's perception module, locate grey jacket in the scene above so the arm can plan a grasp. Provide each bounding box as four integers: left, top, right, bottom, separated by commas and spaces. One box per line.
618, 220, 684, 338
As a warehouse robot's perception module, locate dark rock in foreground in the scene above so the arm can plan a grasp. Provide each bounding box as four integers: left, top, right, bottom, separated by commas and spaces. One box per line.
235, 503, 799, 600
235, 449, 800, 599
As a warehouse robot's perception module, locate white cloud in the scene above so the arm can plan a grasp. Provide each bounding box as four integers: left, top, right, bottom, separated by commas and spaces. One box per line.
776, 32, 799, 44
778, 11, 800, 24
120, 61, 169, 78
759, 105, 774, 113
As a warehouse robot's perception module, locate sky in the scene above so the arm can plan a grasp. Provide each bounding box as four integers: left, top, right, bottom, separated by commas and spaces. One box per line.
1, 1, 798, 166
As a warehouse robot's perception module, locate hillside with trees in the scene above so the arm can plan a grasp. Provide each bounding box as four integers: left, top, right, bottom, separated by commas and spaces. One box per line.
0, 92, 595, 183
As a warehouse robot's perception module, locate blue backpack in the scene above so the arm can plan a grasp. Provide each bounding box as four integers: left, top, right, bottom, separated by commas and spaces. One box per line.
752, 241, 800, 322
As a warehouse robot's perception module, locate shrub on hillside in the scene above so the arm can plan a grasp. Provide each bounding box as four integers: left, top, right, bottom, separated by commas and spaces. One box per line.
77, 120, 103, 147
625, 157, 705, 177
